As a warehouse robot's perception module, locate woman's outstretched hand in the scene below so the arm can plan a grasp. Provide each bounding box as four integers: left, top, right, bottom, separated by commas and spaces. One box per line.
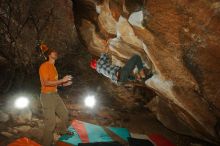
63, 81, 72, 87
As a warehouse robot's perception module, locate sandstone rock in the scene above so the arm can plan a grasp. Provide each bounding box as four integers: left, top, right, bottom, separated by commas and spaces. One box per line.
7, 127, 18, 134
98, 0, 117, 37
79, 19, 109, 56
32, 118, 44, 128
1, 0, 219, 144
14, 125, 31, 133
109, 0, 129, 21
10, 109, 32, 124
0, 110, 9, 122
117, 16, 143, 49
74, 0, 220, 144
124, 0, 143, 13
0, 132, 13, 138
128, 10, 144, 28
147, 96, 200, 138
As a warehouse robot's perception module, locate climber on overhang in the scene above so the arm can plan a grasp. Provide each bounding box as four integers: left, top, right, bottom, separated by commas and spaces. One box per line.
90, 53, 152, 85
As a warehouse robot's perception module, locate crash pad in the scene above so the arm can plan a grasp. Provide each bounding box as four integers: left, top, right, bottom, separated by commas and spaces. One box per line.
58, 120, 176, 146
148, 134, 176, 146
7, 137, 41, 146
59, 120, 130, 145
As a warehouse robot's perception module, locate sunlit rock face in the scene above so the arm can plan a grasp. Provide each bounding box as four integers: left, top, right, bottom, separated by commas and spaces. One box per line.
73, 0, 220, 143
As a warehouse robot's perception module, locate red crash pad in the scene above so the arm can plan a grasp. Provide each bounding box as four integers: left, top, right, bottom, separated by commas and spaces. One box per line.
148, 134, 176, 146
7, 137, 41, 146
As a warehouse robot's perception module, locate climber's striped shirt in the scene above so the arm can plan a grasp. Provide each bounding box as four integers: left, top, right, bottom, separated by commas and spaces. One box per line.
96, 53, 120, 83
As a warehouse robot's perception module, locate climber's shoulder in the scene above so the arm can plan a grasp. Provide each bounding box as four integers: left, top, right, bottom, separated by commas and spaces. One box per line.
39, 61, 50, 70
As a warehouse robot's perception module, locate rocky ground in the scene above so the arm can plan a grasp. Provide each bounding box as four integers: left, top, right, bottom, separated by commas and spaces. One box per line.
0, 92, 217, 146
0, 53, 217, 146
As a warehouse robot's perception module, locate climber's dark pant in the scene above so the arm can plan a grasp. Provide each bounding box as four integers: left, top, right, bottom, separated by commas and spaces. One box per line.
118, 55, 144, 82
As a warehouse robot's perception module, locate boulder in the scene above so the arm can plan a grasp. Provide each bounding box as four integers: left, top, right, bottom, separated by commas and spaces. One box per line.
74, 0, 220, 144
10, 109, 32, 124
0, 110, 9, 123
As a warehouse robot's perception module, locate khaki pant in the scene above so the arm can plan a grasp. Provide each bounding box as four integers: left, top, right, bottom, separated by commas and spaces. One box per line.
40, 92, 69, 146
